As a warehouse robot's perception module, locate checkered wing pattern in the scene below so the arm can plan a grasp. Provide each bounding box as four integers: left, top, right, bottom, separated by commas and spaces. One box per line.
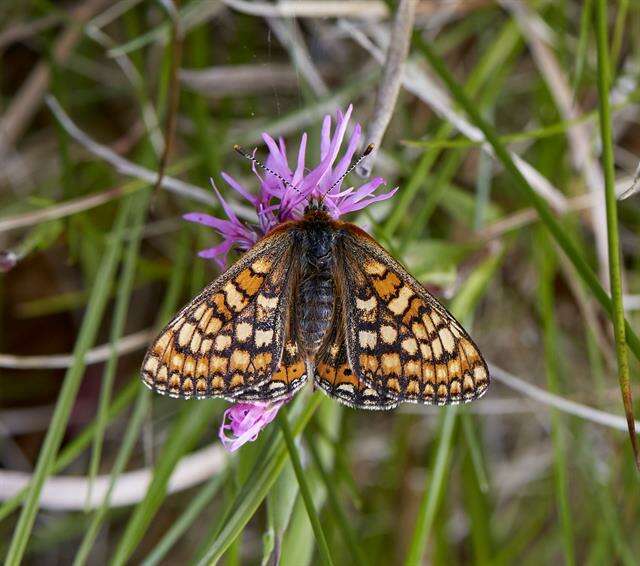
338, 224, 489, 406
141, 227, 300, 399
234, 338, 308, 402
315, 300, 398, 410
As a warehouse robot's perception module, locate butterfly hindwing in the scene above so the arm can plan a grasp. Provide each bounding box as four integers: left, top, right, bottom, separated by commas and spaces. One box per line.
141, 227, 298, 399
235, 338, 308, 402
316, 340, 398, 410
337, 224, 490, 406
313, 299, 397, 409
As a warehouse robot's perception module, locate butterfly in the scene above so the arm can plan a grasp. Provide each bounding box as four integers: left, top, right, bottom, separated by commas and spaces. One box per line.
141, 149, 489, 410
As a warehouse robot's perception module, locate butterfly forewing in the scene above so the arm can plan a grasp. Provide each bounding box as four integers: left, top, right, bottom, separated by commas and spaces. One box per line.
141, 227, 299, 399
337, 224, 490, 406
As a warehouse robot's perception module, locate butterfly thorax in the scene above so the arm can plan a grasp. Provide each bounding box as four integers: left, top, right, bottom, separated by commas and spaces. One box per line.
296, 208, 337, 359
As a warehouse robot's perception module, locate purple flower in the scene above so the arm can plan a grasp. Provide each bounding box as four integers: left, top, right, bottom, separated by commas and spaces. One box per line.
189, 105, 398, 452
184, 104, 397, 268
218, 401, 283, 452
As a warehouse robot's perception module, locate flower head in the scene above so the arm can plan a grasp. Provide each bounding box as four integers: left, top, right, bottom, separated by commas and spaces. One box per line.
184, 104, 397, 267
218, 401, 283, 452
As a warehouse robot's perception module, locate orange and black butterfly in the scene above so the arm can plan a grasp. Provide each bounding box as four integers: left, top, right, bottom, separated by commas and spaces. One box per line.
141, 151, 489, 409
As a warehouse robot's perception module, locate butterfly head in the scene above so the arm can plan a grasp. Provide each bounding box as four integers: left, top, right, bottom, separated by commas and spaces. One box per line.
303, 198, 329, 215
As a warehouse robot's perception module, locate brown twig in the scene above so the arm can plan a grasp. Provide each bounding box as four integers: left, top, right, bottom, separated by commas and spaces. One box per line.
153, 0, 184, 196
357, 0, 417, 177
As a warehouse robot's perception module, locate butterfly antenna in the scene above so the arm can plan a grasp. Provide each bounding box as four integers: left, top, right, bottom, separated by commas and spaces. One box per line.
321, 143, 375, 199
233, 145, 304, 197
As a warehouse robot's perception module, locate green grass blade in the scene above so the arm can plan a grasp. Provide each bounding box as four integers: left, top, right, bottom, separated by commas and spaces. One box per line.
305, 430, 367, 566
140, 471, 227, 566
572, 0, 593, 96
594, 0, 639, 468
277, 411, 334, 566
87, 189, 150, 507
4, 197, 134, 566
536, 230, 575, 565
109, 400, 217, 566
404, 406, 458, 566
610, 0, 629, 69
73, 389, 151, 566
195, 394, 324, 566
381, 20, 520, 241
461, 412, 489, 493
0, 378, 139, 524
263, 460, 298, 565
403, 246, 503, 565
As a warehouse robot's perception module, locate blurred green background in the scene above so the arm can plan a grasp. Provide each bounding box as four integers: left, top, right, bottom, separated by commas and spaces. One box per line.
1, 0, 640, 564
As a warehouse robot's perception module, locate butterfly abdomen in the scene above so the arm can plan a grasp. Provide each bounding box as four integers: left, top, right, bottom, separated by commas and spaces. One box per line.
297, 213, 337, 357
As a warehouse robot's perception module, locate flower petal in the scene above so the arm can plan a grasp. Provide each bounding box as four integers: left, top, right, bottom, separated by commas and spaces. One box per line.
220, 172, 258, 206
262, 133, 291, 177
292, 132, 307, 187
218, 401, 283, 452
183, 212, 229, 231
325, 122, 361, 193
320, 114, 332, 160
338, 187, 399, 214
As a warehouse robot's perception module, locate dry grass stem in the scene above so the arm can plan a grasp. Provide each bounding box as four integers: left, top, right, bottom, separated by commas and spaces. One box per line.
0, 14, 63, 50
0, 329, 154, 370
180, 64, 319, 96
342, 20, 569, 212
503, 0, 610, 286
0, 444, 224, 510
45, 96, 217, 206
489, 364, 640, 434
267, 17, 329, 97
358, 0, 417, 177
0, 0, 112, 160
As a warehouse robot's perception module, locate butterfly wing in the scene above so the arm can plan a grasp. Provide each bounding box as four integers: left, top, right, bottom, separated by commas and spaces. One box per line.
315, 299, 398, 410
234, 338, 308, 402
141, 225, 299, 399
336, 224, 489, 406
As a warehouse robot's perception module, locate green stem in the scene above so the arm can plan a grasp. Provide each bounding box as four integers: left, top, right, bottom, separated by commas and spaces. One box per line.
73, 390, 151, 566
413, 33, 640, 366
404, 407, 458, 566
196, 394, 324, 565
305, 431, 367, 566
277, 411, 335, 566
594, 0, 639, 469
4, 198, 133, 566
536, 230, 575, 565
86, 189, 150, 508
